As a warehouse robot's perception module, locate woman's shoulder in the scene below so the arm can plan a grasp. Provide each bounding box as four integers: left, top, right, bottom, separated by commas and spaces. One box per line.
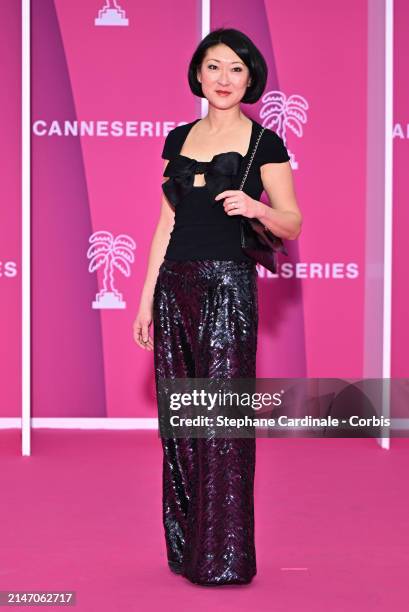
161, 121, 196, 160
253, 122, 290, 165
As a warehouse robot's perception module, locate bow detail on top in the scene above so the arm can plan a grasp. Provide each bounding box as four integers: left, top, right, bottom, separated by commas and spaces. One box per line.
162, 152, 243, 207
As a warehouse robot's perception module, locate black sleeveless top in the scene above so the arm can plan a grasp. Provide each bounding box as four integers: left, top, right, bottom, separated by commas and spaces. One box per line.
161, 117, 290, 262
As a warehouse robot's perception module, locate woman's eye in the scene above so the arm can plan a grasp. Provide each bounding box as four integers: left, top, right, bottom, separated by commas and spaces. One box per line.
207, 64, 243, 72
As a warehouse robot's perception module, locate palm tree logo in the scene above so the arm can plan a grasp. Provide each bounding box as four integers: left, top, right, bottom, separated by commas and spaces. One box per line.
87, 231, 136, 309
260, 90, 309, 169
95, 0, 129, 26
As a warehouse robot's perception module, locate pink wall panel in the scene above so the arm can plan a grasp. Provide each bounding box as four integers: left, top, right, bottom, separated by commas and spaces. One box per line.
0, 1, 21, 417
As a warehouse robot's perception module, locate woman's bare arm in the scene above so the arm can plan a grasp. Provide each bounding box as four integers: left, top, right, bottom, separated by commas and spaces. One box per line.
215, 160, 302, 241
133, 161, 174, 350
257, 161, 302, 239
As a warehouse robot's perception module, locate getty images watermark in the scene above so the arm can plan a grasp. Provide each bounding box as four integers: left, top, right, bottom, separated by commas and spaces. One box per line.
156, 378, 409, 438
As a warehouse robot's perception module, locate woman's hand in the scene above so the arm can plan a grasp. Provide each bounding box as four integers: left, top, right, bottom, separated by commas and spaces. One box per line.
133, 302, 154, 351
214, 190, 261, 219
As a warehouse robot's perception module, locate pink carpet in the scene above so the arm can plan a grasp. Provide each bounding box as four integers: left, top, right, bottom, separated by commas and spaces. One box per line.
0, 430, 408, 611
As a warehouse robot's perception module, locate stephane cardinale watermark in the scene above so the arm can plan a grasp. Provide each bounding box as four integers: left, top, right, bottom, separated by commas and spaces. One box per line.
156, 377, 407, 439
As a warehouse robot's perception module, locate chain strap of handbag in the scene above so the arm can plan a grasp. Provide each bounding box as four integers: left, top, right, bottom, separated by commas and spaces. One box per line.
237, 124, 287, 256
239, 125, 266, 229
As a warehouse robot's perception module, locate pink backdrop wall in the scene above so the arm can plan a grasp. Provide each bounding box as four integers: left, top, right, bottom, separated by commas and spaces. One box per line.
1, 0, 407, 418
1, 1, 21, 419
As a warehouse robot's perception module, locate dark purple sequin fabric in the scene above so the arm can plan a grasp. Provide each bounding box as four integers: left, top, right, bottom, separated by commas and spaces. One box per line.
153, 259, 258, 586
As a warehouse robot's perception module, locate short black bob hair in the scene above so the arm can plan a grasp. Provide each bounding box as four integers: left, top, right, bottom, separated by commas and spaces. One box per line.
187, 28, 268, 105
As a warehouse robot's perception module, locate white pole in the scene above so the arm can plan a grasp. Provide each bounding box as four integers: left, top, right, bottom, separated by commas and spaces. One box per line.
21, 0, 31, 456
380, 0, 394, 450
201, 0, 210, 117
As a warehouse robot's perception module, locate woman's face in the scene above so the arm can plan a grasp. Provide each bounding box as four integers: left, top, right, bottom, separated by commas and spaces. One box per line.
197, 43, 251, 108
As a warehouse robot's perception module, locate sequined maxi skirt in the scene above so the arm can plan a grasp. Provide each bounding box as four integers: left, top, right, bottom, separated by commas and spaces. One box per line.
153, 259, 258, 586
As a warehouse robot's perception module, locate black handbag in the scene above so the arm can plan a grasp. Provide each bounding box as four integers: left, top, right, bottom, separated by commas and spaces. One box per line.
238, 125, 288, 273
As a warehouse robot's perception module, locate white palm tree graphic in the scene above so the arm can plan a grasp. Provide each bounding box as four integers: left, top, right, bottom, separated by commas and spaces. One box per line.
260, 90, 308, 169
101, 0, 123, 11
87, 231, 136, 309
95, 0, 128, 26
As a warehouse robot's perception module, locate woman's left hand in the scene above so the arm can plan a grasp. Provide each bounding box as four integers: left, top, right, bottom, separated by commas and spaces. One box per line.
214, 190, 260, 219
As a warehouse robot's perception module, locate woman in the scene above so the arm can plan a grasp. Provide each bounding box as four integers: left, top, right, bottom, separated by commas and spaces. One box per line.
133, 28, 301, 586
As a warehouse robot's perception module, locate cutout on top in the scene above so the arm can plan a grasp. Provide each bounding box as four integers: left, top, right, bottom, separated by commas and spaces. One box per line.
193, 171, 206, 188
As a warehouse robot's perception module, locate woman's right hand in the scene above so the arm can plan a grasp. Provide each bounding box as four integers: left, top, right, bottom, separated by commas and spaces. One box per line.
133, 303, 154, 351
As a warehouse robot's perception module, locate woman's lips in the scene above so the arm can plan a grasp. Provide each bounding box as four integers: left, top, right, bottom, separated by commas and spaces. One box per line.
216, 90, 231, 96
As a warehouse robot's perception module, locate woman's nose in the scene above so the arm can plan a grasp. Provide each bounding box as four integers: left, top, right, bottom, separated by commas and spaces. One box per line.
217, 70, 230, 85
